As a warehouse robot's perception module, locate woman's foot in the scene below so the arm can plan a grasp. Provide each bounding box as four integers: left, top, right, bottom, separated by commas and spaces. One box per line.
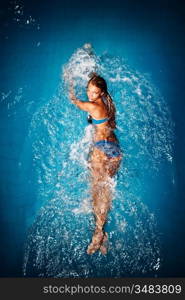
100, 232, 108, 255
87, 229, 104, 255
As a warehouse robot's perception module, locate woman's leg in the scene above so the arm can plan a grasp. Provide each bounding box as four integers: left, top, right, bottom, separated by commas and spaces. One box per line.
87, 149, 122, 254
87, 176, 110, 254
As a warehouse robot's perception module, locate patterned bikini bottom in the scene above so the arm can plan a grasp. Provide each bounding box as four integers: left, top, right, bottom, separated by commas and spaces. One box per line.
94, 140, 122, 159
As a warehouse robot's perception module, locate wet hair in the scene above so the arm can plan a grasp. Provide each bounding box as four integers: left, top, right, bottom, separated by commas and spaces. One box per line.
87, 73, 116, 129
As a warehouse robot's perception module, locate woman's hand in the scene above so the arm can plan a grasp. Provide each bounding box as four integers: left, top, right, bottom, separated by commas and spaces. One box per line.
69, 81, 77, 103
68, 81, 93, 112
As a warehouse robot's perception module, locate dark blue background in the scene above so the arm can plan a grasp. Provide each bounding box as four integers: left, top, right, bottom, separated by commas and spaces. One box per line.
0, 0, 185, 277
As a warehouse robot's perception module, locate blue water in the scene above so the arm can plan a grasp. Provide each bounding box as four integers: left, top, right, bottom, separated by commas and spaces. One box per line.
0, 0, 185, 277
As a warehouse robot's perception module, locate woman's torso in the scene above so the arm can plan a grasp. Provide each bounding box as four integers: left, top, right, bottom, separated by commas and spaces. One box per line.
90, 98, 118, 143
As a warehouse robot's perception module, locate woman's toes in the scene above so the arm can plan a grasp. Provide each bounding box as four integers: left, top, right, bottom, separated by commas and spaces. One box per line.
100, 245, 107, 255
86, 230, 104, 255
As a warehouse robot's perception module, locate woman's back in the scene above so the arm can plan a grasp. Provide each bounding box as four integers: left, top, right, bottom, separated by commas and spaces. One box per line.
88, 97, 118, 143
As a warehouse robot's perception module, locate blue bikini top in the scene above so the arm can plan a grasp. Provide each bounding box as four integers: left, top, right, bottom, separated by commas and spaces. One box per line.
87, 115, 109, 124
91, 117, 109, 124
87, 96, 109, 125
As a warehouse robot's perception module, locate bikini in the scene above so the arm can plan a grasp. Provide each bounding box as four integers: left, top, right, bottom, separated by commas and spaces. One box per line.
87, 115, 122, 158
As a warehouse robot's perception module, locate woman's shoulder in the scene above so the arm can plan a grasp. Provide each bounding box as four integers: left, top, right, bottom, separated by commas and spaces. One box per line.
90, 102, 108, 119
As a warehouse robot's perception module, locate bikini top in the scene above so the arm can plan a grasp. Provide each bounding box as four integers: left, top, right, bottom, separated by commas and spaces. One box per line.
87, 96, 109, 125
92, 116, 109, 124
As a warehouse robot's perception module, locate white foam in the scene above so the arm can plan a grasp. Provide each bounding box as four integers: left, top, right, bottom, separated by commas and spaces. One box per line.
62, 44, 97, 86
72, 198, 92, 214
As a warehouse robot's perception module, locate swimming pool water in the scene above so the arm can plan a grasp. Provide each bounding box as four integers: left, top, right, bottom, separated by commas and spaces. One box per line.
0, 0, 185, 277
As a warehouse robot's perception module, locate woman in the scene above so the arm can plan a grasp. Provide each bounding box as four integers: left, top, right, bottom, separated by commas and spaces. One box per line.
69, 74, 122, 255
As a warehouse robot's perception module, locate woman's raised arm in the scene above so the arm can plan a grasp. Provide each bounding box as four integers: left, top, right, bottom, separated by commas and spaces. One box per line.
69, 82, 96, 113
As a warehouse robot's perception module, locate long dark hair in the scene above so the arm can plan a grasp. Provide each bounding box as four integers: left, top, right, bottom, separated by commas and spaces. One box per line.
87, 73, 116, 129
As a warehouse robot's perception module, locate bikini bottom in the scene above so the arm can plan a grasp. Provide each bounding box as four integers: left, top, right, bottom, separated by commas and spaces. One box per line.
94, 140, 122, 159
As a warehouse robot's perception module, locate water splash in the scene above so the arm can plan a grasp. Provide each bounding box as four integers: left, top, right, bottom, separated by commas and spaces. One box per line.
22, 44, 174, 277
0, 87, 35, 118
10, 0, 40, 30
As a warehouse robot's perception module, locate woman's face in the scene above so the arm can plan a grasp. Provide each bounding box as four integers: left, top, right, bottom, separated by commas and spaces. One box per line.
87, 82, 103, 102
